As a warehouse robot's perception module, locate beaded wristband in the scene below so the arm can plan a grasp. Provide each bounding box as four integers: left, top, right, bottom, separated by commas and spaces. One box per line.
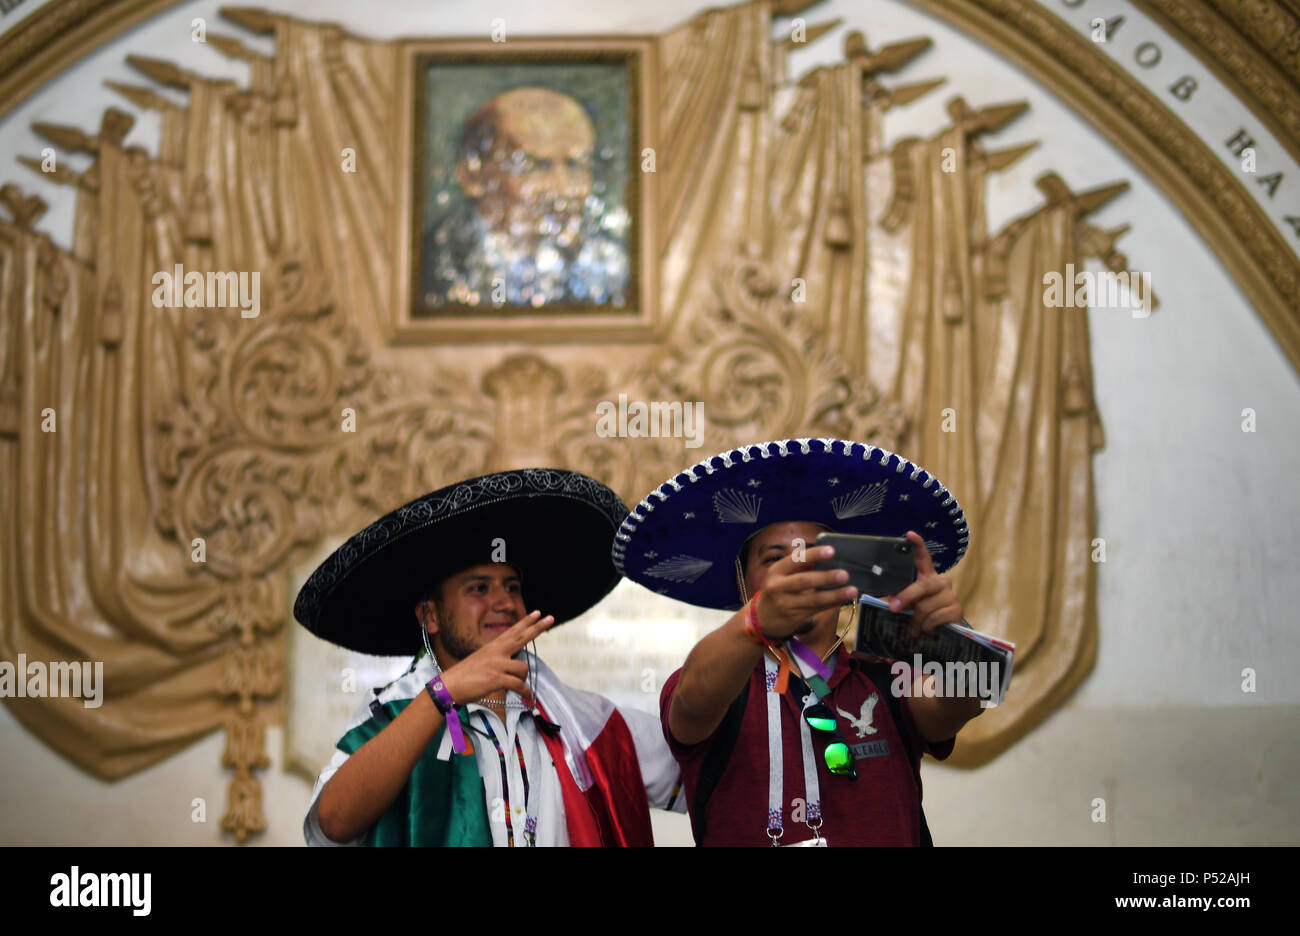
426, 676, 471, 755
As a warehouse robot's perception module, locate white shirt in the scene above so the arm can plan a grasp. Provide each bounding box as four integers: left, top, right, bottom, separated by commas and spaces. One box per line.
454, 697, 570, 847
304, 651, 681, 846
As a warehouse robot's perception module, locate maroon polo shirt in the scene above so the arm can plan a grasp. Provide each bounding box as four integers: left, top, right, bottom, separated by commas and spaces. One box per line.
660, 647, 955, 846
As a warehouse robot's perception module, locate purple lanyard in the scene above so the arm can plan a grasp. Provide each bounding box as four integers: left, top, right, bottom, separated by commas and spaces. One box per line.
787, 636, 834, 682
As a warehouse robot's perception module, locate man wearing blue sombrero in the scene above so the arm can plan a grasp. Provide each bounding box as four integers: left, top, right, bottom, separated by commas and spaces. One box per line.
295, 468, 684, 846
615, 438, 984, 846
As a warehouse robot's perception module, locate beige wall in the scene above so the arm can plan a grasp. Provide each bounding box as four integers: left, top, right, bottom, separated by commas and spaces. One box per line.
923, 705, 1300, 846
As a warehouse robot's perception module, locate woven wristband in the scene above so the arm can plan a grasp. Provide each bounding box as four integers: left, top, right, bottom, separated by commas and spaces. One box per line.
426, 676, 472, 755
743, 591, 778, 647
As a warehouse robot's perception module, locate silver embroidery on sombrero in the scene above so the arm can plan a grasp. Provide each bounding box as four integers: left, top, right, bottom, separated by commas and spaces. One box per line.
924, 539, 948, 555
610, 438, 971, 578
713, 488, 762, 524
830, 481, 888, 520
642, 554, 715, 583
296, 467, 627, 628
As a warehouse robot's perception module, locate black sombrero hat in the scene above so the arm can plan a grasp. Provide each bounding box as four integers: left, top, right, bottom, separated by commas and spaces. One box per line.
614, 438, 969, 611
294, 468, 629, 656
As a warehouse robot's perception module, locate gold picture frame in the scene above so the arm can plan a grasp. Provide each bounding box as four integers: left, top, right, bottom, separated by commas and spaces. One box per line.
388, 36, 661, 344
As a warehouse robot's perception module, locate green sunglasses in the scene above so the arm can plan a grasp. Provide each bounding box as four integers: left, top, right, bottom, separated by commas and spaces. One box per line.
802, 698, 858, 779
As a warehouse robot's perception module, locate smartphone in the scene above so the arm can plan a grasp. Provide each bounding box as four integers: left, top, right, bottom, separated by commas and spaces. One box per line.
814, 532, 915, 598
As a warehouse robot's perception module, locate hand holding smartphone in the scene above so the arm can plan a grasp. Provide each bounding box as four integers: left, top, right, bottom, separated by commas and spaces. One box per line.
813, 532, 916, 598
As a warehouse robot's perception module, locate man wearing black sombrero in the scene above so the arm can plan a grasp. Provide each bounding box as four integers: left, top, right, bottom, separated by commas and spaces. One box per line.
615, 438, 986, 846
295, 468, 683, 846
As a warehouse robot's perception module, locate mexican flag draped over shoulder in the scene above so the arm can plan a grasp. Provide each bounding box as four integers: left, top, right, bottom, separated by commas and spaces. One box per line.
317, 651, 656, 847
292, 469, 672, 846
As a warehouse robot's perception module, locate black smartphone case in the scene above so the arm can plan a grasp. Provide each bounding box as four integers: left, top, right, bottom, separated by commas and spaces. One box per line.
814, 533, 915, 597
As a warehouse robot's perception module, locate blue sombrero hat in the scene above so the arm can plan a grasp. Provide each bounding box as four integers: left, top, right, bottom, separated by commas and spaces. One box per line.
613, 438, 969, 610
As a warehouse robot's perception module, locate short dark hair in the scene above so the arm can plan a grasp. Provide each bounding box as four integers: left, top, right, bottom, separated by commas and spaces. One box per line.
415, 581, 447, 628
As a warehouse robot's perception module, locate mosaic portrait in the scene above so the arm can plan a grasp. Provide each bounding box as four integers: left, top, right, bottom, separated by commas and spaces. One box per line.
412, 54, 639, 316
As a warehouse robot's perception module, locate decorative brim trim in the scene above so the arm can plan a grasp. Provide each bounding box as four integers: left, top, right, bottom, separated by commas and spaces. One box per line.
294, 468, 629, 655
613, 438, 969, 610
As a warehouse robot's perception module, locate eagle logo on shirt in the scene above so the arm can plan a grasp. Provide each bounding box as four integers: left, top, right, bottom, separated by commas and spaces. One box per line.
837, 693, 880, 738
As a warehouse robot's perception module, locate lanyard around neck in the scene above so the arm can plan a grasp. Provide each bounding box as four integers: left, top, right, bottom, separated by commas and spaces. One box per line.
787, 637, 833, 680
763, 654, 824, 845
478, 713, 537, 847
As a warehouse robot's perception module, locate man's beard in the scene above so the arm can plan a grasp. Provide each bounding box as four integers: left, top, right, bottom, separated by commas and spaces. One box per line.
434, 602, 480, 663
499, 213, 584, 260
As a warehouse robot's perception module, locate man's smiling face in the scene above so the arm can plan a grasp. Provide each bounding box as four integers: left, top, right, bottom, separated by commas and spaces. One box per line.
420, 563, 525, 662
